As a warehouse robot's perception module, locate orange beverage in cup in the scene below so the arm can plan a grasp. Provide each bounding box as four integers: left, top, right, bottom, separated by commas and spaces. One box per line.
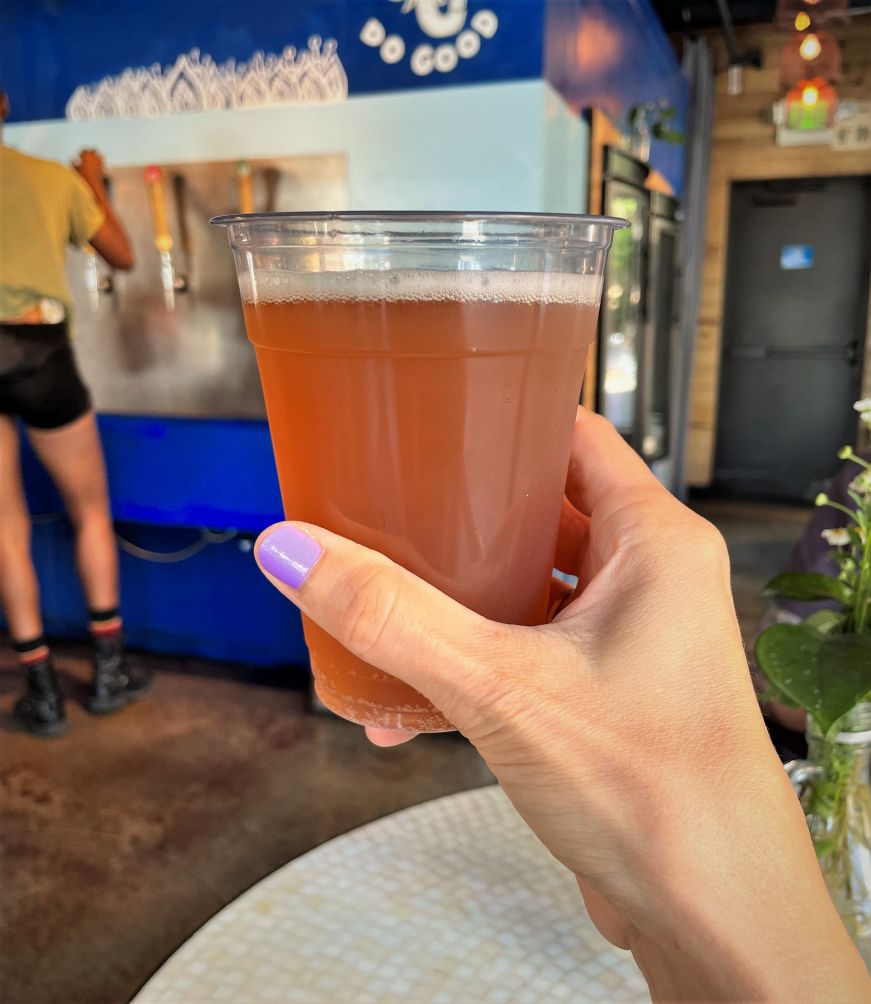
215, 214, 625, 732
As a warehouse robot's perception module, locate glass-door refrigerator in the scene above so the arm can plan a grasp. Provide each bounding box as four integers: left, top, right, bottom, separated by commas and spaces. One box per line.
640, 191, 680, 464
596, 147, 650, 450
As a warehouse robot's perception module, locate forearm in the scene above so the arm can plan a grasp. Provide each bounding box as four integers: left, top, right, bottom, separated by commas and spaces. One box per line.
90, 184, 126, 236
630, 766, 869, 1001
85, 180, 134, 270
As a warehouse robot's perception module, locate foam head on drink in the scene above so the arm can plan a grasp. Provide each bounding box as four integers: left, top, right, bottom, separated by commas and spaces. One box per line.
242, 268, 602, 732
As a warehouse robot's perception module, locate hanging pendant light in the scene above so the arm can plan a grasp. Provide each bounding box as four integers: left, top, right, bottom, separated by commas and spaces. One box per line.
775, 0, 848, 29
799, 32, 822, 60
779, 29, 842, 87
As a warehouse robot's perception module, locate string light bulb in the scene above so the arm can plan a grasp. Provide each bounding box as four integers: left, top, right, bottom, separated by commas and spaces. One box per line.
799, 33, 822, 60
794, 11, 811, 30
801, 82, 820, 107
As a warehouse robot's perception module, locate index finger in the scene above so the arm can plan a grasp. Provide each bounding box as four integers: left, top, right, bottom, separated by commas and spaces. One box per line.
365, 727, 417, 747
565, 408, 660, 516
254, 521, 501, 716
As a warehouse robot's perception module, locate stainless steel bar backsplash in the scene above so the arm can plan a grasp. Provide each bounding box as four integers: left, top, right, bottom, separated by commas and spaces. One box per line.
67, 153, 348, 418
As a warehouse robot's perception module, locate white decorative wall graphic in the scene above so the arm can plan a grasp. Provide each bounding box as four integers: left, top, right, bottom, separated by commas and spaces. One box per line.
65, 37, 348, 121
361, 1, 499, 76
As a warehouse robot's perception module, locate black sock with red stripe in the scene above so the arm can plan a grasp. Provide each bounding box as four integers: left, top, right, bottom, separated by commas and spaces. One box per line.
89, 606, 123, 644
14, 635, 50, 667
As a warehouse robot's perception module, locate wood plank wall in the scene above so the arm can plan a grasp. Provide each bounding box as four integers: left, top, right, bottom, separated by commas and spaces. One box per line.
688, 15, 871, 486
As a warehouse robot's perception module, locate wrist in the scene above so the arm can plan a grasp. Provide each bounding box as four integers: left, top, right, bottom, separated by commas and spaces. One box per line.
628, 763, 869, 1001
629, 898, 868, 1003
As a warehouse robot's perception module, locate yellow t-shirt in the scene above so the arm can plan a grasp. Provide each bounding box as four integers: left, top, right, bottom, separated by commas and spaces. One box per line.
0, 145, 105, 321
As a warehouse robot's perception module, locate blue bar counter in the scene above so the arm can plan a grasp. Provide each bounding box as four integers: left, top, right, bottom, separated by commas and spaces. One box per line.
14, 414, 309, 668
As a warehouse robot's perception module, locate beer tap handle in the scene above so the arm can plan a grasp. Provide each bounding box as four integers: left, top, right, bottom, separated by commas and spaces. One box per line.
236, 160, 254, 214
263, 167, 280, 214
171, 172, 191, 292
144, 165, 176, 309
145, 165, 173, 254
83, 245, 100, 311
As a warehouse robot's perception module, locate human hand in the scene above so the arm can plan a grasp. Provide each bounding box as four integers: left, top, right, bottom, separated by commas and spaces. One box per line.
256, 408, 869, 1000
73, 149, 107, 195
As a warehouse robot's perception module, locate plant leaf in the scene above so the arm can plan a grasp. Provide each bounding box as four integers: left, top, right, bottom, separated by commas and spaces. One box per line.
651, 125, 685, 143
802, 609, 846, 636
755, 625, 871, 736
763, 572, 852, 605
757, 686, 802, 708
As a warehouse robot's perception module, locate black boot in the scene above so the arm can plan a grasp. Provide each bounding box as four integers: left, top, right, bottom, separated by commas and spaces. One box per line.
87, 634, 153, 714
13, 658, 68, 737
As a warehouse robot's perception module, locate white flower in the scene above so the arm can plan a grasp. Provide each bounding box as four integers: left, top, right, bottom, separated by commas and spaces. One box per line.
821, 527, 850, 547
850, 470, 871, 497
853, 401, 871, 428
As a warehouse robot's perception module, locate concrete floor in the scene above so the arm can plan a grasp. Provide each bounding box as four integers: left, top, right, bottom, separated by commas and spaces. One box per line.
693, 498, 809, 639
0, 499, 811, 1004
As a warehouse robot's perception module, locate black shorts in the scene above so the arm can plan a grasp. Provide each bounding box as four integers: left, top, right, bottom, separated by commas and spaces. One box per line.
0, 321, 92, 430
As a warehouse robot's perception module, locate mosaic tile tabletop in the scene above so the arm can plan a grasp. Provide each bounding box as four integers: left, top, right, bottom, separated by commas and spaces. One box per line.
133, 784, 650, 1003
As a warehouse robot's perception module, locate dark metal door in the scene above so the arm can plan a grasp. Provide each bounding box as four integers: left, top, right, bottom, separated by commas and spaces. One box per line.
714, 176, 871, 501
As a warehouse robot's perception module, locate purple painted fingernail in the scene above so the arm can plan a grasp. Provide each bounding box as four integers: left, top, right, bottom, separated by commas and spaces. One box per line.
258, 525, 322, 589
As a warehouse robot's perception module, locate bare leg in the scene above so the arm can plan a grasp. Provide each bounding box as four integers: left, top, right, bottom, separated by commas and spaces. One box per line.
0, 415, 43, 640
26, 410, 119, 612
29, 411, 150, 713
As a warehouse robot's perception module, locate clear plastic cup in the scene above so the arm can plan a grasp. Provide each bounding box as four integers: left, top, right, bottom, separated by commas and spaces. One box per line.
213, 212, 627, 732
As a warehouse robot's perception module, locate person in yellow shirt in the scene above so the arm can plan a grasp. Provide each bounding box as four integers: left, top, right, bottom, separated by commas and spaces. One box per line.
0, 90, 151, 737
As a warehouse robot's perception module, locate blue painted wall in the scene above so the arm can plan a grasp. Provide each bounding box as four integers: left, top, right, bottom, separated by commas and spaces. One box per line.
544, 0, 687, 195
1, 0, 545, 122
2, 0, 685, 192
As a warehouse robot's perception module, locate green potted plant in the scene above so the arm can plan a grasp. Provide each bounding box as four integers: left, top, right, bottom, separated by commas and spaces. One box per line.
756, 400, 871, 967
625, 101, 685, 162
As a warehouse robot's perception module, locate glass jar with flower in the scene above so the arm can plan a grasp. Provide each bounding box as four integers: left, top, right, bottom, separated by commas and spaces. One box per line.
756, 399, 871, 967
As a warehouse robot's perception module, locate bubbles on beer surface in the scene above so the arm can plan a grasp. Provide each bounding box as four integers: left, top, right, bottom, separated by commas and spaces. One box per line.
241, 268, 602, 306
